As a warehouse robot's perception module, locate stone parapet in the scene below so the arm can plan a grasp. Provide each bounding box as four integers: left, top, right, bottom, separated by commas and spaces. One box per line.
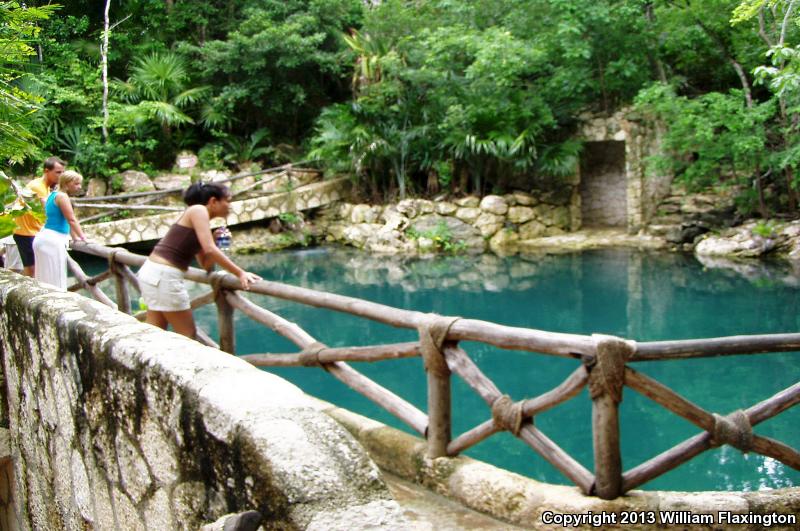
321, 403, 800, 530
0, 271, 406, 530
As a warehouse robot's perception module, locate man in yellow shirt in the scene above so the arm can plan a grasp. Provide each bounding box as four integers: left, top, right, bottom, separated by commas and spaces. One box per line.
13, 156, 65, 277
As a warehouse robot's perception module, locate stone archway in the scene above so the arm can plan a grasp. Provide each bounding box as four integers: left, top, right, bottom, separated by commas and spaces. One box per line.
579, 140, 627, 227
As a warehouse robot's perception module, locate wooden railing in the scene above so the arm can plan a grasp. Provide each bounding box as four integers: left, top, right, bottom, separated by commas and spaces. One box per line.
75, 162, 321, 224
66, 242, 800, 499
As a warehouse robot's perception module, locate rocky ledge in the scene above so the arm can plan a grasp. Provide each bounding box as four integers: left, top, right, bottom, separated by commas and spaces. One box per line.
694, 220, 800, 261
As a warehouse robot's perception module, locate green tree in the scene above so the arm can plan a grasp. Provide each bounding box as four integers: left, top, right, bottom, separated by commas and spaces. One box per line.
183, 0, 363, 144
0, 1, 58, 164
114, 52, 209, 141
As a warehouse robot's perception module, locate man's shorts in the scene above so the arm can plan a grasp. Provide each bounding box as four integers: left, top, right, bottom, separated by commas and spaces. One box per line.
137, 259, 191, 312
12, 234, 35, 267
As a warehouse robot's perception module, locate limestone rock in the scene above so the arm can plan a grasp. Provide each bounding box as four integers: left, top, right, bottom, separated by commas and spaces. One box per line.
550, 206, 571, 229
200, 169, 232, 183
519, 220, 547, 239
417, 236, 436, 253
454, 196, 480, 208
117, 170, 155, 193
507, 206, 535, 224
435, 201, 457, 215
488, 229, 519, 254
410, 214, 484, 251
510, 191, 537, 206
396, 199, 435, 218
380, 207, 409, 232
337, 203, 354, 221
474, 212, 504, 238
342, 223, 384, 248
85, 178, 107, 198
152, 173, 191, 191
454, 207, 481, 225
305, 500, 409, 531
479, 195, 508, 216
694, 223, 777, 258
351, 204, 381, 224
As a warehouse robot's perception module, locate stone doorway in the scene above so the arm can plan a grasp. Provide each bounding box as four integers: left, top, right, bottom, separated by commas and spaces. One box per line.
579, 141, 627, 227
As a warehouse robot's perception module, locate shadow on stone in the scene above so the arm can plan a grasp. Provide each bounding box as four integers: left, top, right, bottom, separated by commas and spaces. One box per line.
223, 510, 263, 531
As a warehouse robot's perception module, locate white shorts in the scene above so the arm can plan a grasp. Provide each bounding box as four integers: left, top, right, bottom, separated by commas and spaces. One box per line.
137, 259, 191, 312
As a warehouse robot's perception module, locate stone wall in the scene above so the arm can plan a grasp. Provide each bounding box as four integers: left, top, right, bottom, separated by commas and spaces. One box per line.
319, 192, 575, 256
0, 271, 406, 530
579, 109, 672, 232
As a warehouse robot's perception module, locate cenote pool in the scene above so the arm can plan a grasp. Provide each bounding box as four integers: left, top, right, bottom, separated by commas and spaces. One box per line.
84, 246, 800, 492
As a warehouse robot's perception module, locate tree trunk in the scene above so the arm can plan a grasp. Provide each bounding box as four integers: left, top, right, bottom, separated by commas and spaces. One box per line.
644, 3, 668, 83
694, 20, 753, 108
101, 0, 111, 142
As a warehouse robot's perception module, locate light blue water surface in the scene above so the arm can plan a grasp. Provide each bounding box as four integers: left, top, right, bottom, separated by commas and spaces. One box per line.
99, 246, 800, 491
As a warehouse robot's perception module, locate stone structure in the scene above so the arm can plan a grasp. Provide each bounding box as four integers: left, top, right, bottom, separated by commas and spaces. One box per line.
83, 178, 349, 245
578, 109, 672, 232
326, 405, 800, 530
319, 192, 575, 256
0, 271, 407, 530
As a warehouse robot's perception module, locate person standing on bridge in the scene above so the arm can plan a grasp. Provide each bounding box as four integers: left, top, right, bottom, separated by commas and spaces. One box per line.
13, 156, 65, 277
32, 170, 89, 290
137, 181, 261, 338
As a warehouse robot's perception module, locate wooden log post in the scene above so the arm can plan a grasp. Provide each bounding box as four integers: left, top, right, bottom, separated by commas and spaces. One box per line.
109, 250, 131, 314
211, 272, 235, 354
418, 316, 459, 458
588, 334, 634, 499
427, 361, 451, 458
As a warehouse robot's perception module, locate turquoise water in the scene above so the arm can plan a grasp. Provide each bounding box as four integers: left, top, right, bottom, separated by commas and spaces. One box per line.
82, 246, 800, 491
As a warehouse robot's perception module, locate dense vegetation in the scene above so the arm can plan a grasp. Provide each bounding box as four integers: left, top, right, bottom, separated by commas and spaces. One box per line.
3, 1, 800, 215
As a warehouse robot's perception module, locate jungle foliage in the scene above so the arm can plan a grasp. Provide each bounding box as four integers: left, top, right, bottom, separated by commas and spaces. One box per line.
2, 1, 800, 215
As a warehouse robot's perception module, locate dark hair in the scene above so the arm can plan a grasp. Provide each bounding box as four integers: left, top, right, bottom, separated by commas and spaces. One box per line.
44, 156, 66, 170
183, 181, 230, 206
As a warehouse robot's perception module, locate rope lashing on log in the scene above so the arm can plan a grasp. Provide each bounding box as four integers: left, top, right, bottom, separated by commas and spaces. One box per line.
588, 335, 635, 403
107, 248, 121, 275
711, 410, 753, 452
299, 342, 327, 367
491, 394, 524, 436
209, 270, 227, 299
417, 314, 460, 378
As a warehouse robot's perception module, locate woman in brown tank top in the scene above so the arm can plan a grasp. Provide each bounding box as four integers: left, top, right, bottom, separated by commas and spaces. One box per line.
137, 182, 261, 338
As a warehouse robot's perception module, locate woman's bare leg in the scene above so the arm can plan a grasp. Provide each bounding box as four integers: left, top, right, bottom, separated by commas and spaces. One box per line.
145, 310, 168, 329
162, 309, 197, 339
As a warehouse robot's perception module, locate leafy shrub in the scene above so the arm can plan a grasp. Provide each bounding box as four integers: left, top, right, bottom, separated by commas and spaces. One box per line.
406, 221, 466, 254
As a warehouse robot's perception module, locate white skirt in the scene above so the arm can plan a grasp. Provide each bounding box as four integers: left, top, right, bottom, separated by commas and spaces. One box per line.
33, 228, 70, 290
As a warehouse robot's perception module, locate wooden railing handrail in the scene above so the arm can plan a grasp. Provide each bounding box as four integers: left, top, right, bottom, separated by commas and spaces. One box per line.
70, 241, 599, 358
69, 242, 800, 361
633, 334, 800, 360
75, 161, 318, 203
64, 241, 800, 499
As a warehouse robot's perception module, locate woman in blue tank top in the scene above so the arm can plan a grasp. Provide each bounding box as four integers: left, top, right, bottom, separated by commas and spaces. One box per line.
32, 170, 88, 290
